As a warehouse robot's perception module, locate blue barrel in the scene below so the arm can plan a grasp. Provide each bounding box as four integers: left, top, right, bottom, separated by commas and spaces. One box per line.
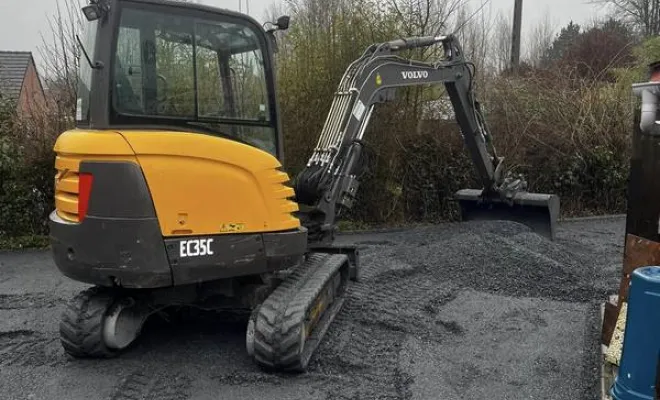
611, 266, 660, 399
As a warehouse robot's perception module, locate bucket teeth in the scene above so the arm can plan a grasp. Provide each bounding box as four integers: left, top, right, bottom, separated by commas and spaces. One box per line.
454, 188, 560, 240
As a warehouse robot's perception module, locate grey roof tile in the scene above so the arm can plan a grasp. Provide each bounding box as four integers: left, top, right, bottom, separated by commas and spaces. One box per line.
0, 51, 32, 102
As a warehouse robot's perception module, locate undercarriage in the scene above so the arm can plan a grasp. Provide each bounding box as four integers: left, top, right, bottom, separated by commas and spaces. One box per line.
59, 248, 359, 371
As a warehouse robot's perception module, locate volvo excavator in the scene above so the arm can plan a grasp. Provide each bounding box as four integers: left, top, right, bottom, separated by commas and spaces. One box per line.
50, 0, 560, 372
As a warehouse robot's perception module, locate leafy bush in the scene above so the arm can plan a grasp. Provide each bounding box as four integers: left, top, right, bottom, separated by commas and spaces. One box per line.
0, 94, 60, 243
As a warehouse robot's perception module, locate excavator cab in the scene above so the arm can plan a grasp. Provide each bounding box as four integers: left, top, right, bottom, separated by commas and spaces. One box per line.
76, 0, 283, 156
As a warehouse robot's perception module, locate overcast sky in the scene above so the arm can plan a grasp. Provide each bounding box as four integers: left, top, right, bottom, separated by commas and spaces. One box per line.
0, 0, 607, 75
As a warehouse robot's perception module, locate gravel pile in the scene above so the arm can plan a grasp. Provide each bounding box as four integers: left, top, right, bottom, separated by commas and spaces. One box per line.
303, 219, 620, 399
0, 217, 624, 400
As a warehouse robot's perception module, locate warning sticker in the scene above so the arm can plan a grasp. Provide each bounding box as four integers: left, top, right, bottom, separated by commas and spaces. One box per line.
352, 100, 366, 121
76, 98, 82, 120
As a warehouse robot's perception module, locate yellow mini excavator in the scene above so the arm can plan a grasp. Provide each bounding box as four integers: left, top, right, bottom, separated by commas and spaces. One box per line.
51, 0, 560, 372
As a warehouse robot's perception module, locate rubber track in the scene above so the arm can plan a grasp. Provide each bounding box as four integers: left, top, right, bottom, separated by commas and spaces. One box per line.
59, 286, 117, 358
252, 253, 348, 371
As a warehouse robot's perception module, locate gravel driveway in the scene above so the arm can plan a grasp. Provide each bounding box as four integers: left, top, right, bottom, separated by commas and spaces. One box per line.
0, 216, 625, 400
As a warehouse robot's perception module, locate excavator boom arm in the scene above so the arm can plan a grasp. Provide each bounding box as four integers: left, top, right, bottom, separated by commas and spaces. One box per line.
341, 54, 499, 188
294, 34, 558, 243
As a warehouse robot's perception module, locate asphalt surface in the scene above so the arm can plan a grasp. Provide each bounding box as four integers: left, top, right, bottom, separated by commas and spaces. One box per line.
0, 216, 625, 400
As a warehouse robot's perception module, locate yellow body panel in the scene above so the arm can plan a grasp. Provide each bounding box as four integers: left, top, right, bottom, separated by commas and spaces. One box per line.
53, 129, 138, 223
118, 131, 299, 236
53, 129, 300, 236
54, 130, 137, 156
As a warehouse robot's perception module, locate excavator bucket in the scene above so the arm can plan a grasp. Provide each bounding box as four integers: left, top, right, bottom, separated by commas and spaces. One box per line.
454, 189, 560, 240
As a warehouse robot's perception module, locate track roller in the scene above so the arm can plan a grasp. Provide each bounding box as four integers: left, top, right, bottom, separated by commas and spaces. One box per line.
60, 286, 150, 358
247, 253, 351, 372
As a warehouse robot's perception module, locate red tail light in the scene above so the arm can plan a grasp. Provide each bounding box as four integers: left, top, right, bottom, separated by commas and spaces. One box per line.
78, 173, 94, 221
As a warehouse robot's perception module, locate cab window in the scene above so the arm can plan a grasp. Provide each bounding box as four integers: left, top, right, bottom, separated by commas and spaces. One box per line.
111, 5, 276, 155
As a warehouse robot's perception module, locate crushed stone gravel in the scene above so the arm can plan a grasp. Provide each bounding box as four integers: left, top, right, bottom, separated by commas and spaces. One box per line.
0, 216, 624, 400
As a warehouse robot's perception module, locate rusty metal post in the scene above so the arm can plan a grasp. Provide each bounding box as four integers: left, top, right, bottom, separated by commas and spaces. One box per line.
602, 62, 660, 346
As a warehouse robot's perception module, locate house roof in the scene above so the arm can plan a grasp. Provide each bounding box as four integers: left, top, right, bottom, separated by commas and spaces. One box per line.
0, 51, 33, 102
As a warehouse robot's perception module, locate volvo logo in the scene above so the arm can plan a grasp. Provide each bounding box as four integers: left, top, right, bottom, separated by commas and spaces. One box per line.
401, 70, 429, 79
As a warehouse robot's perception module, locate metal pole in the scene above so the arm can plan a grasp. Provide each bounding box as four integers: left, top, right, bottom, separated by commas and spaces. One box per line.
511, 0, 523, 71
